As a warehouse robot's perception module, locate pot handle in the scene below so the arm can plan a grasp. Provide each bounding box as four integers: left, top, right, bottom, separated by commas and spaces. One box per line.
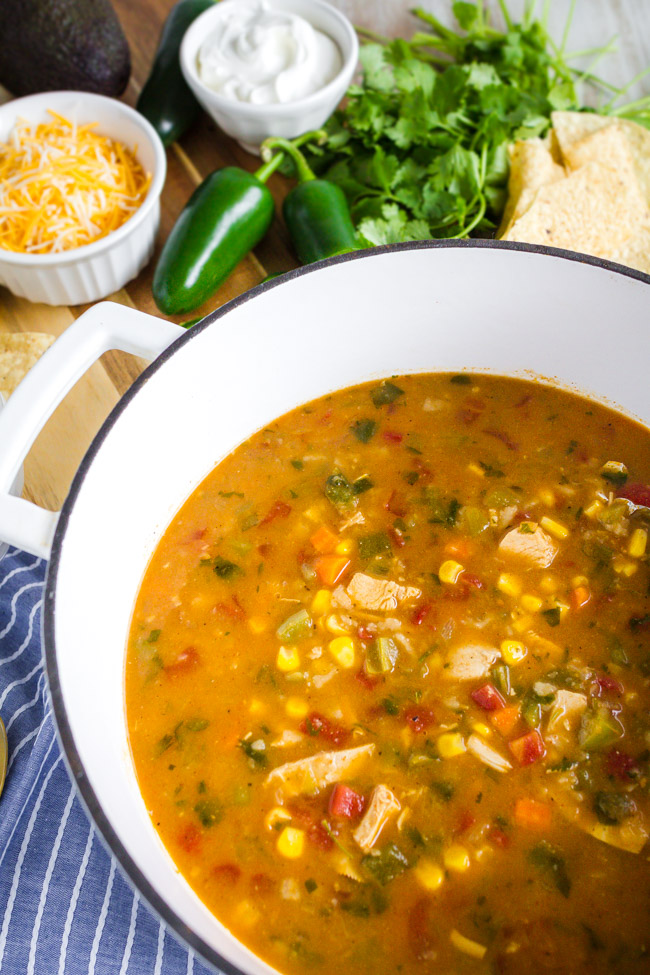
0, 301, 184, 560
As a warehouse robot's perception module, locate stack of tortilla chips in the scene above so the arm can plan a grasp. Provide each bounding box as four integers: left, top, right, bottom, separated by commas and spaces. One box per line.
0, 332, 55, 400
499, 111, 650, 274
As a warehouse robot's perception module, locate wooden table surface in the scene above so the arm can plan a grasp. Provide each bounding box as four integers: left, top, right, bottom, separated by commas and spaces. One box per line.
3, 0, 649, 515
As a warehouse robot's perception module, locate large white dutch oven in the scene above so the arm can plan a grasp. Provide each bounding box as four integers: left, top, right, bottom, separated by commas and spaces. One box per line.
1, 241, 650, 973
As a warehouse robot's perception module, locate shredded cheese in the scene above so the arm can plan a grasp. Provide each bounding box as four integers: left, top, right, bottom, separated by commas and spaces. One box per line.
0, 111, 151, 254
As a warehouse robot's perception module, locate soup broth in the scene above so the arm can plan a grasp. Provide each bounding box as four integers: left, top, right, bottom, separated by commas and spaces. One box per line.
126, 374, 650, 974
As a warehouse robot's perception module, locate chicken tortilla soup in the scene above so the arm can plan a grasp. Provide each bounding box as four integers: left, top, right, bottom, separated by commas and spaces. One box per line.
126, 373, 650, 974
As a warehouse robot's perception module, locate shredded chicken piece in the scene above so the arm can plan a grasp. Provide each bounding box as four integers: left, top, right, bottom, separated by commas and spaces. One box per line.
271, 730, 303, 748
265, 744, 375, 797
467, 734, 512, 772
345, 573, 421, 613
546, 690, 588, 743
353, 784, 401, 851
339, 511, 365, 530
444, 642, 500, 680
498, 522, 558, 568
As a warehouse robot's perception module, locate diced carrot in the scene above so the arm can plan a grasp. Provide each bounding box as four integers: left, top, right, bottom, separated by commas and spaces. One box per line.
514, 797, 552, 830
509, 729, 546, 766
490, 705, 520, 737
570, 586, 591, 611
314, 555, 351, 586
310, 524, 338, 554
444, 538, 475, 560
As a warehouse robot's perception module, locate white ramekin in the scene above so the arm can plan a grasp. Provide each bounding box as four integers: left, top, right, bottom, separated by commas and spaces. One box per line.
180, 0, 358, 153
0, 92, 166, 306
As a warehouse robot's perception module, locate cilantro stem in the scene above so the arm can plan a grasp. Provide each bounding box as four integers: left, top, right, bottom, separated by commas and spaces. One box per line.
559, 0, 577, 56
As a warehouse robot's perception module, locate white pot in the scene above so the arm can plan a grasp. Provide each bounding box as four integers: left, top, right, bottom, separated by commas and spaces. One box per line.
1, 242, 649, 973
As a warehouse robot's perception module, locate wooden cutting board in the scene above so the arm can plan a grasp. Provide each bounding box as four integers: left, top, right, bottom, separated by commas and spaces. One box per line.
1, 0, 648, 515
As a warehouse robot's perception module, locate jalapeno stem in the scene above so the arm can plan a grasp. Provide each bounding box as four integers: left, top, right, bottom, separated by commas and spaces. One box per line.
260, 130, 327, 183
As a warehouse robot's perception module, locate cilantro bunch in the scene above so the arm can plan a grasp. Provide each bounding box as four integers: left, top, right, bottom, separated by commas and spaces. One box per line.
305, 1, 629, 245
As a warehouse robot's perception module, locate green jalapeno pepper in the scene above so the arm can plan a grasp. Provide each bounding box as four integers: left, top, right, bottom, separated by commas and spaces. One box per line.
153, 132, 322, 316
260, 136, 359, 265
137, 0, 214, 147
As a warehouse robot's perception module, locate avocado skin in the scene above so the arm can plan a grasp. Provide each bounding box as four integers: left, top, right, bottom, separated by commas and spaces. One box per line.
0, 0, 131, 97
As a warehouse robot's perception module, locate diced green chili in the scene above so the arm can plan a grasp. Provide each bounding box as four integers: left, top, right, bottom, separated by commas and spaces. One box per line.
528, 841, 571, 898
594, 791, 636, 825
325, 472, 356, 510
491, 663, 511, 697
239, 738, 268, 767
361, 843, 409, 885
351, 419, 377, 442
358, 532, 392, 560
460, 506, 490, 536
579, 705, 623, 751
185, 718, 209, 732
365, 637, 398, 674
147, 628, 161, 643
276, 608, 313, 643
213, 556, 243, 580
353, 475, 374, 495
450, 374, 472, 385
290, 459, 304, 470
542, 607, 561, 627
601, 461, 628, 487
194, 799, 223, 828
371, 381, 404, 407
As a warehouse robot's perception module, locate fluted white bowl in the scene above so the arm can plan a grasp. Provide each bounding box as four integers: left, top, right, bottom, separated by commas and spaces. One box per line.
0, 92, 166, 306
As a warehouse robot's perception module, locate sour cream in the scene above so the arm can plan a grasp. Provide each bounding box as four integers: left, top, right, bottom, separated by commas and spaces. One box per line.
197, 0, 342, 105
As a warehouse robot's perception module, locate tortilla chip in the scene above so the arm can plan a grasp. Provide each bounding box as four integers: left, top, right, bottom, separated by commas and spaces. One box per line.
550, 110, 613, 159
610, 217, 650, 275
498, 137, 566, 236
502, 160, 642, 256
0, 332, 55, 399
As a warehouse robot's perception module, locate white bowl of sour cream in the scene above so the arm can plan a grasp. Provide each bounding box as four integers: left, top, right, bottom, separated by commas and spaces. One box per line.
180, 0, 358, 153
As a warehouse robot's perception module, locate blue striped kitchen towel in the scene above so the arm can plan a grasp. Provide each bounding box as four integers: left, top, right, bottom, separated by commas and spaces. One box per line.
0, 548, 214, 975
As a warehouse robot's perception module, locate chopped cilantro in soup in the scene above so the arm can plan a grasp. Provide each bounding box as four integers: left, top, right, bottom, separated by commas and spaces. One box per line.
126, 374, 650, 975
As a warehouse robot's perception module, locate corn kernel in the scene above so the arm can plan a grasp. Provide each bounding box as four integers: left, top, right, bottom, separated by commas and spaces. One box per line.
497, 573, 522, 597
233, 900, 260, 927
540, 515, 569, 540
467, 462, 485, 477
571, 575, 589, 588
248, 699, 265, 715
335, 538, 354, 555
303, 506, 323, 523
613, 558, 638, 578
520, 593, 543, 613
540, 574, 558, 594
501, 640, 527, 665
414, 860, 445, 891
538, 488, 555, 507
311, 589, 331, 616
248, 617, 268, 634
277, 645, 300, 672
629, 527, 648, 558
450, 930, 487, 960
511, 614, 533, 635
472, 722, 491, 738
437, 732, 466, 758
584, 499, 604, 520
265, 806, 292, 831
277, 826, 305, 858
328, 636, 356, 669
443, 844, 471, 873
439, 560, 464, 585
325, 614, 349, 636
285, 697, 309, 720
427, 652, 444, 672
